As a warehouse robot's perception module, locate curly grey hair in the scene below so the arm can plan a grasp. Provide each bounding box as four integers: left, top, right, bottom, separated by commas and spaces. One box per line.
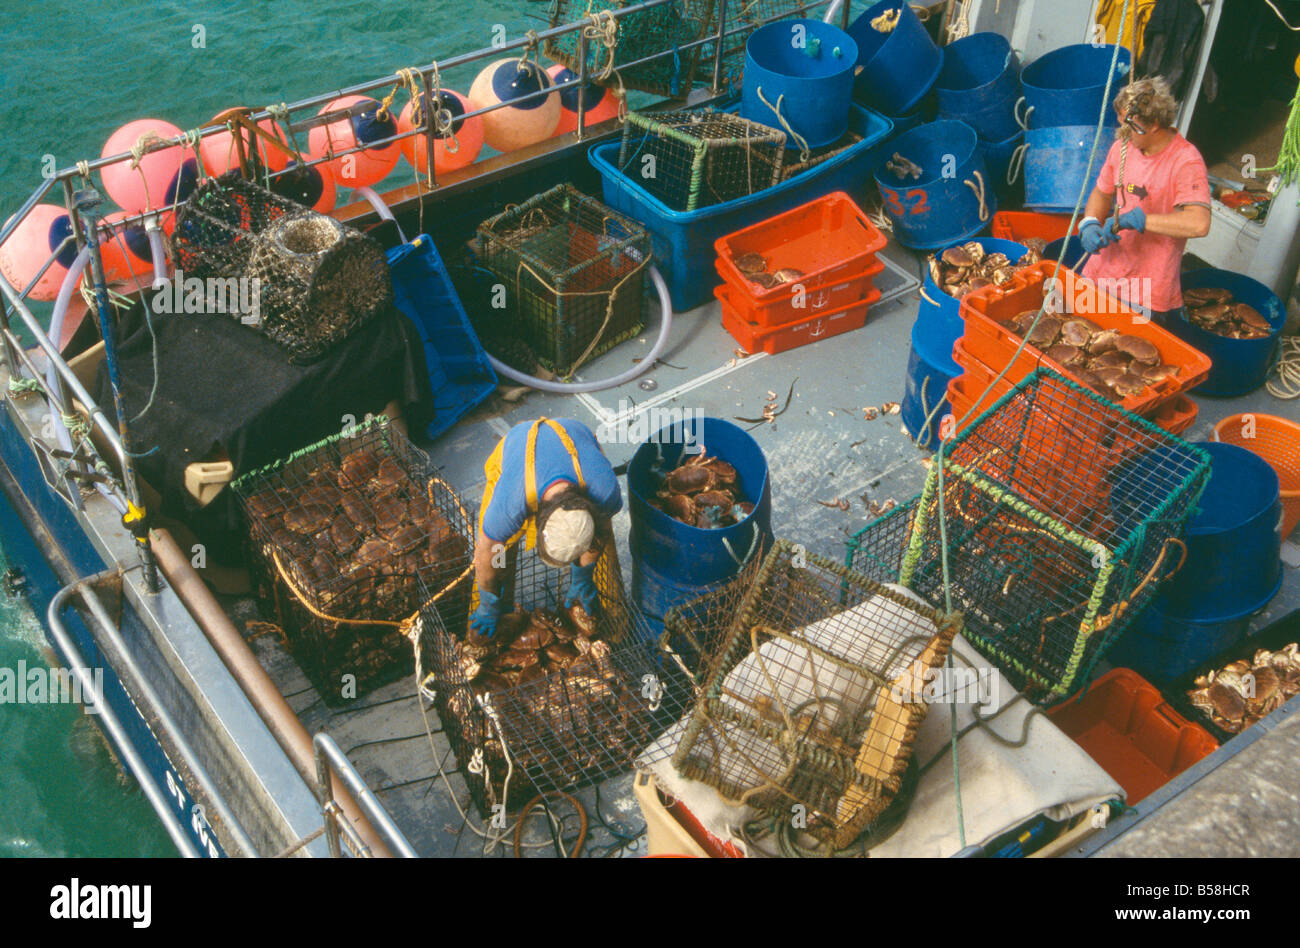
1113, 77, 1179, 134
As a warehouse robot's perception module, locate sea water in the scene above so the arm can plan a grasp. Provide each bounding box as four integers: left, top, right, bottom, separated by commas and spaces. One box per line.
0, 0, 543, 858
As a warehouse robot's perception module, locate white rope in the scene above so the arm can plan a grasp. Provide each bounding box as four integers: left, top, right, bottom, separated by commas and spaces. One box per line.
965, 170, 990, 221
946, 0, 973, 42
754, 86, 811, 163
1267, 335, 1300, 398
1265, 0, 1300, 31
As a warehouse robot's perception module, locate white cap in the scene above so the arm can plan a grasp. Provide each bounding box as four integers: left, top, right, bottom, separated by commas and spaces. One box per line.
539, 506, 595, 566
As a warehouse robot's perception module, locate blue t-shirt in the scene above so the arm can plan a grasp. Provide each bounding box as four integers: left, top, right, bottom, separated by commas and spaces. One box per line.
481, 418, 622, 543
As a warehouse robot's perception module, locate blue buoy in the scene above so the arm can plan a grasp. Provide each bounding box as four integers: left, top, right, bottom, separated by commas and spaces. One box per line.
1023, 124, 1116, 212
935, 32, 1021, 142
742, 19, 859, 150
873, 120, 996, 250
1171, 269, 1286, 397
1019, 44, 1131, 129
848, 0, 942, 117
628, 417, 774, 640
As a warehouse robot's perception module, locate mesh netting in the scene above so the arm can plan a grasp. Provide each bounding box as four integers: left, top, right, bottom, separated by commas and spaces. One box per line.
416, 541, 691, 816
897, 370, 1212, 703
232, 417, 474, 706
171, 173, 393, 364
701, 0, 814, 90
617, 108, 786, 211
779, 127, 864, 181
664, 539, 961, 851
544, 0, 715, 97
475, 183, 651, 375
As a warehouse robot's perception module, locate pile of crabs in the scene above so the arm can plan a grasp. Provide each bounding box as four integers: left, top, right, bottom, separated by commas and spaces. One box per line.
1182, 286, 1274, 339
732, 251, 805, 291
927, 238, 1047, 300
1186, 643, 1300, 734
1002, 303, 1180, 402
444, 604, 658, 792
650, 452, 753, 529
243, 445, 469, 615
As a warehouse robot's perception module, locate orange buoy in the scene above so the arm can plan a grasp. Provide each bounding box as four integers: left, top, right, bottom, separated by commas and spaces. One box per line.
98, 211, 155, 284
397, 90, 485, 176
469, 59, 560, 152
548, 66, 621, 136
100, 119, 198, 214
200, 114, 291, 177
0, 204, 78, 302
270, 161, 337, 214
307, 95, 400, 189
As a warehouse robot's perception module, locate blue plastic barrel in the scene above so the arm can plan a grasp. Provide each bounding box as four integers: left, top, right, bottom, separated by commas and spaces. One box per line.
1171, 269, 1287, 397
628, 417, 774, 638
935, 32, 1021, 142
1158, 442, 1284, 623
978, 130, 1025, 203
902, 236, 1025, 448
1107, 596, 1253, 685
873, 120, 995, 250
1024, 125, 1116, 212
742, 19, 859, 150
867, 95, 935, 173
848, 0, 942, 117
1019, 44, 1131, 129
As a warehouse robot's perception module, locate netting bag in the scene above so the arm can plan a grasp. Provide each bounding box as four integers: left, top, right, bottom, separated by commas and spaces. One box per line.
474, 183, 651, 375
665, 539, 961, 851
617, 108, 786, 211
171, 172, 393, 363
415, 539, 691, 816
233, 416, 474, 705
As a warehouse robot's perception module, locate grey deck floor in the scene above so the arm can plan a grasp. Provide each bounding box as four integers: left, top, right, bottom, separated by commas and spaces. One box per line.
239, 239, 1300, 857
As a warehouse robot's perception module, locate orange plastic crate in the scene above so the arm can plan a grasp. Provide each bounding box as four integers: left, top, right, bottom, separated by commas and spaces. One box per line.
715, 258, 885, 328
959, 261, 1212, 417
1150, 394, 1198, 436
990, 210, 1074, 245
717, 280, 880, 354
1046, 668, 1218, 805
714, 191, 887, 328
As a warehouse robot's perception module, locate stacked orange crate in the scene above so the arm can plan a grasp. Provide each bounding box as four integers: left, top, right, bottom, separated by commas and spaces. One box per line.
713, 191, 888, 354
946, 261, 1209, 437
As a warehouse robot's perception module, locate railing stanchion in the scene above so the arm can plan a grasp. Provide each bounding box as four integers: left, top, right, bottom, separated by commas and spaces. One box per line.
712, 0, 730, 94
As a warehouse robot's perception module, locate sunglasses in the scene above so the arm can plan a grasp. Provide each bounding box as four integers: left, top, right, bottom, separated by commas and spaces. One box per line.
1123, 112, 1150, 135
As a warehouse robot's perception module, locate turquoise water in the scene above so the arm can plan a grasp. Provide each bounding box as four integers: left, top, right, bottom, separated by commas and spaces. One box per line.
0, 0, 541, 857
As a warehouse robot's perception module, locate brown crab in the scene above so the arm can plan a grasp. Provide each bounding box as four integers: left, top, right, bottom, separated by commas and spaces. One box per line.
1115, 334, 1160, 365
338, 449, 380, 488
734, 252, 767, 275
284, 503, 333, 535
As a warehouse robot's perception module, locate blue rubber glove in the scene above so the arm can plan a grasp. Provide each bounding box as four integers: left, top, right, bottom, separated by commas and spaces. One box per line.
564, 561, 600, 614
1116, 207, 1146, 233
469, 588, 504, 639
1079, 218, 1118, 254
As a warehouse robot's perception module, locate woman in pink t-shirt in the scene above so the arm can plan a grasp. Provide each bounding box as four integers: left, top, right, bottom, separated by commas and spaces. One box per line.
1078, 77, 1212, 322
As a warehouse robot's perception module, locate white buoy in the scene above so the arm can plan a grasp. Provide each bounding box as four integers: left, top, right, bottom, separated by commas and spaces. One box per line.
469, 59, 561, 152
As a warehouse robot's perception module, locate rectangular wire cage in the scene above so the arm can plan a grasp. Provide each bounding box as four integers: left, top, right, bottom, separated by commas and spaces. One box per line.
474, 183, 651, 376
232, 416, 474, 706
898, 370, 1212, 703
544, 0, 716, 98
617, 108, 786, 212
170, 172, 393, 364
845, 497, 922, 587
416, 540, 692, 816
667, 539, 962, 851
779, 127, 865, 181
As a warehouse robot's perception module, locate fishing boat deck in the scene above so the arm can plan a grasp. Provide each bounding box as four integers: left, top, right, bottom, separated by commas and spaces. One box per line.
224, 234, 1300, 857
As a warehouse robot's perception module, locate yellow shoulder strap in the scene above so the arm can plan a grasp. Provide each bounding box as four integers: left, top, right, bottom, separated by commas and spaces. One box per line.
522, 418, 587, 549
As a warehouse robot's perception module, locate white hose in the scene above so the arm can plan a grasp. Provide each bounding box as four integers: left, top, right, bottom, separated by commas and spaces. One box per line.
823, 0, 845, 24
353, 186, 407, 243
487, 265, 675, 393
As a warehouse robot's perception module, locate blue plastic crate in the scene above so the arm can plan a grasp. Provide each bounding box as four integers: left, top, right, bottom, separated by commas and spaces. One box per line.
386, 235, 497, 441
589, 102, 892, 312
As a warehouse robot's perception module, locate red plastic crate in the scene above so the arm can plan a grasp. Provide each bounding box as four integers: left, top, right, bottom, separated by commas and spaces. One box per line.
1045, 667, 1218, 805
990, 210, 1074, 245
717, 281, 880, 354
715, 258, 885, 328
714, 191, 887, 328
959, 261, 1212, 417
954, 338, 1201, 438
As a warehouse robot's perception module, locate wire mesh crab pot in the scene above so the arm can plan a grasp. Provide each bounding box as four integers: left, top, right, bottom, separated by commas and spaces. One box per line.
667, 539, 961, 851
779, 127, 865, 181
474, 183, 651, 375
232, 416, 474, 706
544, 0, 715, 98
616, 109, 786, 212
417, 540, 691, 816
171, 172, 393, 363
897, 369, 1212, 703
845, 496, 922, 587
